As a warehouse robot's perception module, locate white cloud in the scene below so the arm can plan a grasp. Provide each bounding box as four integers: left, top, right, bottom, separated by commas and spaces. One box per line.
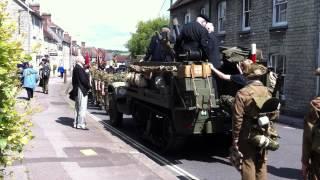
34, 0, 171, 50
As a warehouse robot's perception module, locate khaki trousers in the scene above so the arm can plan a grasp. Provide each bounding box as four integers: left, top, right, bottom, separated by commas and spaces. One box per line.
240, 140, 267, 180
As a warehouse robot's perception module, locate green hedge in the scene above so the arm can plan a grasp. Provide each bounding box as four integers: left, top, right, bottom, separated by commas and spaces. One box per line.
0, 1, 33, 168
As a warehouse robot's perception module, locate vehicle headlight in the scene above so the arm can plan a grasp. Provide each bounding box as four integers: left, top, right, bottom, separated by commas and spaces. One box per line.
118, 87, 127, 96
154, 76, 166, 89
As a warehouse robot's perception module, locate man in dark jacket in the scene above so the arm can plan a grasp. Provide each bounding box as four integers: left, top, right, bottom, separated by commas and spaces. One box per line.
174, 14, 210, 61
205, 22, 221, 68
144, 26, 174, 62
71, 56, 91, 130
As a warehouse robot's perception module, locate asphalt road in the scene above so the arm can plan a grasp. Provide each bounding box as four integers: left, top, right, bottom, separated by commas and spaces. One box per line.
87, 104, 303, 180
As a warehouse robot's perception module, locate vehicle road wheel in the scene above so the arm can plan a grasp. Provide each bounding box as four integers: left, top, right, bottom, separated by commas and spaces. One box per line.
108, 95, 123, 127
132, 105, 148, 136
104, 94, 109, 114
159, 116, 186, 153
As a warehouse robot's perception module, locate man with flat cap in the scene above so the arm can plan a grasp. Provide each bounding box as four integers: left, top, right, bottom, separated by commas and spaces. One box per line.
174, 14, 210, 61
232, 63, 280, 180
144, 26, 174, 62
302, 68, 320, 180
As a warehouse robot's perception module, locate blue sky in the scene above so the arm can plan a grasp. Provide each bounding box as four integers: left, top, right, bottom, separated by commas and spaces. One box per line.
35, 0, 174, 51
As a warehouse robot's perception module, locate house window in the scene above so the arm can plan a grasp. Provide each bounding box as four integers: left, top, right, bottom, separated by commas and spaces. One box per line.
268, 54, 287, 102
242, 0, 251, 30
200, 7, 206, 16
184, 12, 191, 24
218, 1, 226, 33
273, 0, 288, 26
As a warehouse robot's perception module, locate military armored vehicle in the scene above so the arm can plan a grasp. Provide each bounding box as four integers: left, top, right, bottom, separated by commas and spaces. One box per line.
107, 61, 231, 152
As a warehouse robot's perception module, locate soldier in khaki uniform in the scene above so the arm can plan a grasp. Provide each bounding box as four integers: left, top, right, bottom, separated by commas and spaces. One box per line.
89, 65, 98, 105
302, 68, 320, 180
232, 63, 279, 180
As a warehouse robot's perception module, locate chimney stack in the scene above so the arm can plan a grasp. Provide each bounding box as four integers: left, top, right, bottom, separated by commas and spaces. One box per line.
64, 33, 71, 44
41, 13, 52, 23
30, 3, 40, 14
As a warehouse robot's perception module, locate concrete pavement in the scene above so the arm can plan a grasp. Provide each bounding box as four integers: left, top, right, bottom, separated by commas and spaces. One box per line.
5, 77, 177, 180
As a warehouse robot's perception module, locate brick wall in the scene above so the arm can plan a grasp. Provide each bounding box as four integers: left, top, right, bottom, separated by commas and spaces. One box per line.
170, 0, 208, 26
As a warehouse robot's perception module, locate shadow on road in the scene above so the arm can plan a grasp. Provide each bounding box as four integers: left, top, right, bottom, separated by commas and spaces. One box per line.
17, 97, 29, 100
34, 90, 44, 93
91, 111, 108, 116
99, 117, 233, 167
166, 134, 232, 165
267, 165, 301, 180
56, 117, 74, 128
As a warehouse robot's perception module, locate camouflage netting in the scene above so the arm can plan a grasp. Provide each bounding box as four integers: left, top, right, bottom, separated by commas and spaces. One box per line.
220, 46, 263, 63
104, 73, 127, 83
90, 69, 127, 84
129, 64, 177, 73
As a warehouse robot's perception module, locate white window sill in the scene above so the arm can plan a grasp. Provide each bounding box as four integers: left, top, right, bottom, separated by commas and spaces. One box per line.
272, 22, 288, 27
217, 31, 226, 35
242, 27, 251, 31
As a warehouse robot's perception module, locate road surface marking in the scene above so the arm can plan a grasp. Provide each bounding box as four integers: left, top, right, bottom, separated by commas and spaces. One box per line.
282, 126, 296, 130
87, 112, 200, 180
80, 149, 98, 156
64, 97, 199, 180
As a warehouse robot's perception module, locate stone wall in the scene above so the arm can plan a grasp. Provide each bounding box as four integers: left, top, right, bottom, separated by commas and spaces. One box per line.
171, 0, 320, 115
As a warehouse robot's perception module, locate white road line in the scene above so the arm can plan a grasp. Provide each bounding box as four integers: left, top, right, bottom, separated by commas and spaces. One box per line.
281, 126, 296, 130
87, 112, 200, 180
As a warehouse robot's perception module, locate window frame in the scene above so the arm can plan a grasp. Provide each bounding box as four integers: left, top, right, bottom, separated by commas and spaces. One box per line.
200, 7, 206, 16
184, 12, 191, 24
272, 0, 288, 27
242, 0, 251, 31
217, 1, 226, 34
268, 54, 287, 101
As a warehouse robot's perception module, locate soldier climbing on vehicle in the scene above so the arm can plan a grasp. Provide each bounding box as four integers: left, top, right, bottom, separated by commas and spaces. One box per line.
143, 26, 175, 62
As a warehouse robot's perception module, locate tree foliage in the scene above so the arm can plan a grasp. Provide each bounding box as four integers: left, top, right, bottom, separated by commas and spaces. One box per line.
0, 1, 33, 168
126, 17, 169, 57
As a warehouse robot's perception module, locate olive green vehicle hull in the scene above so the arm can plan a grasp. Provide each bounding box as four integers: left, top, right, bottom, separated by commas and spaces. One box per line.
108, 62, 231, 152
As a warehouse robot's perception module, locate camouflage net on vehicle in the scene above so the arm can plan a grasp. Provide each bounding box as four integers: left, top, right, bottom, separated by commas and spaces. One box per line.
129, 64, 177, 74
90, 69, 128, 84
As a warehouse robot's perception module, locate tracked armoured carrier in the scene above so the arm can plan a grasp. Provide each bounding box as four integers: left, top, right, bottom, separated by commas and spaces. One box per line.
107, 61, 231, 152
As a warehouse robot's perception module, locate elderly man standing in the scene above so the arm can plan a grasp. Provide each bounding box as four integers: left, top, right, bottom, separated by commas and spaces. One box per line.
71, 56, 90, 130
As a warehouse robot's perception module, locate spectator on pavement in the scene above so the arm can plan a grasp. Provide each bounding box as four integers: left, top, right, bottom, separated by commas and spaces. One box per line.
39, 59, 51, 94
57, 65, 65, 78
22, 63, 39, 100
70, 56, 91, 130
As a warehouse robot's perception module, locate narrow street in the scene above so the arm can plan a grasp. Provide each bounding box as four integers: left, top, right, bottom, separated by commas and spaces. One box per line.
6, 78, 177, 180
6, 77, 304, 180
88, 95, 303, 180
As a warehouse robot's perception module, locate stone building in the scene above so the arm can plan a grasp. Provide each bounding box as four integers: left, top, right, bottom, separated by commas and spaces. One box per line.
6, 0, 44, 66
42, 13, 71, 73
170, 0, 320, 116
